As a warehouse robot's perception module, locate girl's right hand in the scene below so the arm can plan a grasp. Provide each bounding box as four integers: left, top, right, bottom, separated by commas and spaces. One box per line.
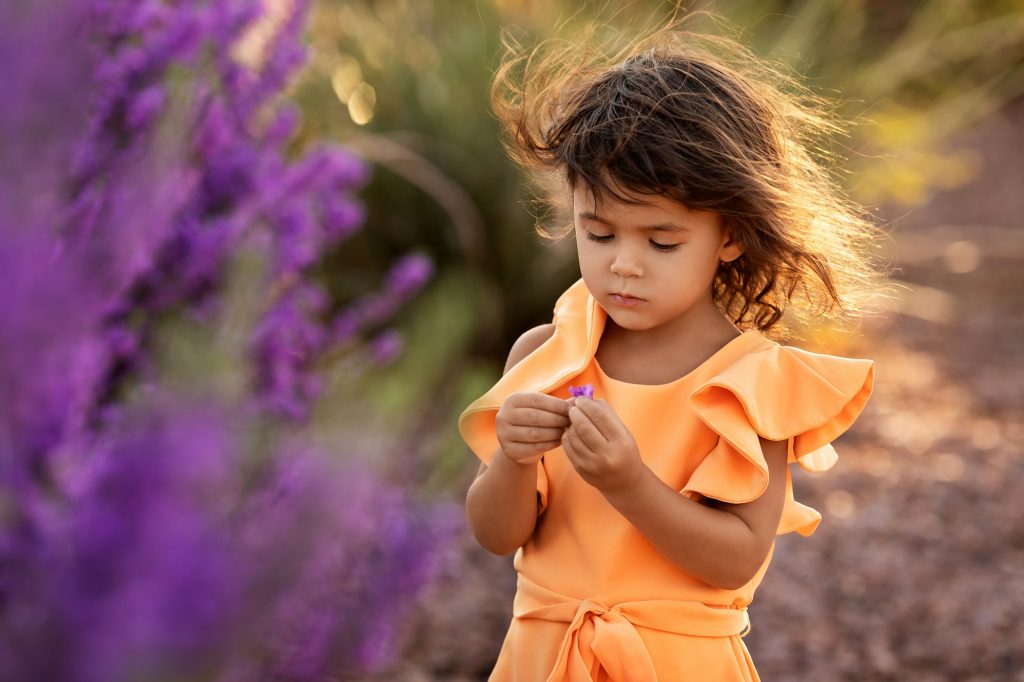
496, 391, 572, 465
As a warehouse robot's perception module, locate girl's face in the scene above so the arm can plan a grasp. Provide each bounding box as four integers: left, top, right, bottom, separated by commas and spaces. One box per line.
573, 182, 743, 333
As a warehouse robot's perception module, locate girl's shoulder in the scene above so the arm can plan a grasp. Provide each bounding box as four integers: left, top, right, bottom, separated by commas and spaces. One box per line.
504, 323, 556, 374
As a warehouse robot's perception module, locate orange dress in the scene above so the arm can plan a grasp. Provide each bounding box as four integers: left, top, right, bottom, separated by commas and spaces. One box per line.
459, 278, 875, 682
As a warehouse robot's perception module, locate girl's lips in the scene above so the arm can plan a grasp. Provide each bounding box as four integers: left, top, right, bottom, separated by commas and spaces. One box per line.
610, 293, 645, 307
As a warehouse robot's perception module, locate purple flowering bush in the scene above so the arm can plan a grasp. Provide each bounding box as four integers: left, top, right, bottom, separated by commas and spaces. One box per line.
0, 1, 456, 680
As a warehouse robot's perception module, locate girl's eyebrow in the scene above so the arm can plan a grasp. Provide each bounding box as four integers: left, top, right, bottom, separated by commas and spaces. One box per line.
577, 211, 689, 232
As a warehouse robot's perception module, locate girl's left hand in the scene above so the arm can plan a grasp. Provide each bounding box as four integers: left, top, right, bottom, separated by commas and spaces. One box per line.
562, 397, 646, 494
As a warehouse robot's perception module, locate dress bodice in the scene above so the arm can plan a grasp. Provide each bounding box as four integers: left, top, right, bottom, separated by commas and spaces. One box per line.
459, 277, 875, 609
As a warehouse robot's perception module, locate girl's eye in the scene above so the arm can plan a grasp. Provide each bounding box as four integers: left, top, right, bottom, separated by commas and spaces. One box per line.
584, 231, 679, 252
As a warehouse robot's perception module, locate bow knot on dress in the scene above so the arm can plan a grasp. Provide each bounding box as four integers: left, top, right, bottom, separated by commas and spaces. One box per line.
515, 575, 750, 682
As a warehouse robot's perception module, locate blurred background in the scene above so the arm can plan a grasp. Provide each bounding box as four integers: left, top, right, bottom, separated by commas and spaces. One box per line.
3, 0, 1022, 680
302, 1, 1023, 679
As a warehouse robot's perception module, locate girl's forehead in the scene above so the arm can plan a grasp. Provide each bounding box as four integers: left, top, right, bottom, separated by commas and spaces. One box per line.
572, 181, 715, 222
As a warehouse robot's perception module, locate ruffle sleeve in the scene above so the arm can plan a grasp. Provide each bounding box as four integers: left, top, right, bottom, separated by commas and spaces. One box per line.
458, 279, 601, 517
680, 343, 875, 536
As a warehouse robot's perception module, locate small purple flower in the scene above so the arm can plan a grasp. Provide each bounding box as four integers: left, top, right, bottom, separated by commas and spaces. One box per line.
384, 253, 434, 298
568, 384, 594, 400
125, 85, 165, 131
370, 330, 404, 365
321, 195, 364, 242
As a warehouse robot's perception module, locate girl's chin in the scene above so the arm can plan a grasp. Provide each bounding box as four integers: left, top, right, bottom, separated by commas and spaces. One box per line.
605, 310, 656, 331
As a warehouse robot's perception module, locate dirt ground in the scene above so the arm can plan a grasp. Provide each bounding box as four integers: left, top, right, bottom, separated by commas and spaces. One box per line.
377, 97, 1024, 681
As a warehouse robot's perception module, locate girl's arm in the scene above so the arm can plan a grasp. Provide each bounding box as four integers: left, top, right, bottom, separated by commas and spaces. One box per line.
601, 436, 789, 590
465, 323, 556, 555
561, 397, 789, 589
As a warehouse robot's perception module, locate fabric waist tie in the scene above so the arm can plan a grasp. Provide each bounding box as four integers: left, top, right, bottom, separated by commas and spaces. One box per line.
513, 573, 750, 682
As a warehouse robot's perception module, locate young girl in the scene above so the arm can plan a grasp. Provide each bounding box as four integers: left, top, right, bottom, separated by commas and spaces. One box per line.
460, 12, 885, 681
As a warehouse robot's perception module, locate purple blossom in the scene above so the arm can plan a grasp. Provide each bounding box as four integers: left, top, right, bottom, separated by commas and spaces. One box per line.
569, 383, 595, 399
370, 329, 405, 365
250, 283, 330, 421
320, 142, 373, 186
386, 252, 436, 297
320, 192, 366, 242
125, 84, 166, 131
340, 254, 438, 334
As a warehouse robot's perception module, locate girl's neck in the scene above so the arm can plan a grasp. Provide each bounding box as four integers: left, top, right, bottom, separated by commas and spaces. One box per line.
596, 303, 744, 385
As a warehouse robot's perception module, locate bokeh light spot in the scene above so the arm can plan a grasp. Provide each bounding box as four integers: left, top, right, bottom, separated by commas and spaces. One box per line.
944, 240, 981, 273
347, 82, 376, 125
825, 489, 856, 520
330, 56, 363, 104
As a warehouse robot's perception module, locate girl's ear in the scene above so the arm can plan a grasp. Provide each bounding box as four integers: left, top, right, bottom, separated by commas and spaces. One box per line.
718, 221, 745, 264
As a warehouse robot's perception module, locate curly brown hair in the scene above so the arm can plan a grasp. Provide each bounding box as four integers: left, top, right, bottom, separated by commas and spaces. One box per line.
490, 8, 893, 339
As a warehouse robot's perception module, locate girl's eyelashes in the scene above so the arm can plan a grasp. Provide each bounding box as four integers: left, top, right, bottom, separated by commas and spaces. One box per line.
583, 231, 679, 252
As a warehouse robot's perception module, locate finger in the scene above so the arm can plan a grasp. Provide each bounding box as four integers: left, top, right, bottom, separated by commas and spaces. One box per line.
514, 391, 571, 417
568, 406, 605, 451
508, 407, 571, 430
509, 424, 567, 443
574, 398, 615, 440
564, 426, 594, 462
561, 430, 580, 467
521, 439, 561, 454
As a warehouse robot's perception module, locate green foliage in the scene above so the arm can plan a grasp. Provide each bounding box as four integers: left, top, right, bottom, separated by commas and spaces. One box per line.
293, 0, 1024, 489
740, 0, 1024, 207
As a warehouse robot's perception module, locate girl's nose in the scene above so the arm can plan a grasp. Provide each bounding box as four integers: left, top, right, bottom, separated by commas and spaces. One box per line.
610, 252, 643, 278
